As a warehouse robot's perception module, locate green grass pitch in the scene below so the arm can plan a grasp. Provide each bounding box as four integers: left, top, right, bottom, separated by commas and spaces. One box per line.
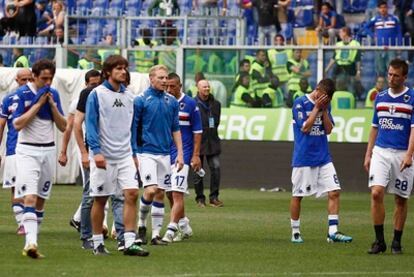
1, 186, 414, 277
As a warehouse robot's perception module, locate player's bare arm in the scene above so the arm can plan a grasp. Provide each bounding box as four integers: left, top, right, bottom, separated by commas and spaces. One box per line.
364, 127, 378, 172
47, 93, 66, 132
173, 130, 184, 172
191, 133, 202, 171
301, 94, 329, 133
74, 111, 89, 169
58, 113, 74, 167
13, 93, 48, 131
400, 127, 414, 172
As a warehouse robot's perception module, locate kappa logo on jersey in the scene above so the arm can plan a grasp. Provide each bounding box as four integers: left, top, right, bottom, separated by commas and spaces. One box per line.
112, 98, 125, 107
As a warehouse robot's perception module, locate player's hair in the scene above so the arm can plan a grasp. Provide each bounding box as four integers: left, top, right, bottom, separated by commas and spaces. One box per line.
239, 59, 250, 67
168, 72, 181, 82
102, 55, 128, 80
317, 78, 336, 97
125, 70, 131, 86
149, 64, 168, 77
321, 2, 332, 9
32, 59, 56, 77
0, 53, 3, 65
341, 26, 352, 36
256, 49, 266, 56
377, 1, 387, 7
389, 59, 409, 76
85, 69, 100, 83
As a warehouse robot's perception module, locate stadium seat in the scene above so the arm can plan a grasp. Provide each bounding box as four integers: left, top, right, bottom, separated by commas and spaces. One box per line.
91, 0, 108, 16
108, 0, 125, 15
76, 0, 91, 15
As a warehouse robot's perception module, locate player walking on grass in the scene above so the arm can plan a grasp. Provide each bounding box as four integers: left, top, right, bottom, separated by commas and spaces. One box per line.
364, 59, 414, 255
85, 55, 148, 256
0, 68, 32, 236
290, 78, 352, 244
161, 73, 201, 243
132, 65, 184, 246
13, 59, 67, 258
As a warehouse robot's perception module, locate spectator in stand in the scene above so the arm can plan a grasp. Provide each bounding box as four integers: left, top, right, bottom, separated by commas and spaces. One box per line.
193, 0, 228, 16
287, 49, 311, 96
276, 0, 291, 40
365, 76, 386, 108
0, 0, 20, 36
394, 0, 413, 36
78, 49, 102, 70
12, 48, 29, 68
14, 0, 37, 37
235, 59, 251, 83
287, 77, 312, 108
0, 54, 4, 66
315, 2, 338, 45
331, 77, 356, 110
324, 27, 361, 96
188, 72, 207, 97
35, 0, 53, 35
251, 0, 279, 45
250, 49, 274, 99
267, 34, 292, 94
133, 28, 158, 73
262, 76, 284, 107
404, 1, 414, 45
230, 72, 256, 107
98, 34, 120, 65
148, 0, 180, 16
364, 1, 402, 77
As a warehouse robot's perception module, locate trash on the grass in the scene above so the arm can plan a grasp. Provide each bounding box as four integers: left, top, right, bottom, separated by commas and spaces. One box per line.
259, 187, 286, 192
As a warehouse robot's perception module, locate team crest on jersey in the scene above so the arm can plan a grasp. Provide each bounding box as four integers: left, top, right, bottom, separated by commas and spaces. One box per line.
298, 112, 303, 119
164, 96, 170, 102
389, 105, 396, 114
404, 94, 411, 103
180, 102, 185, 110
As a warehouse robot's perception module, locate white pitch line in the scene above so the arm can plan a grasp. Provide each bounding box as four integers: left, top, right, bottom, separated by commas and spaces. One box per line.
137, 272, 414, 277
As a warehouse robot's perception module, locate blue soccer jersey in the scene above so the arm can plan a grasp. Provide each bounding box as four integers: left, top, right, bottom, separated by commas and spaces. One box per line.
0, 92, 19, 156
372, 88, 414, 150
292, 95, 334, 167
131, 86, 180, 156
170, 93, 202, 165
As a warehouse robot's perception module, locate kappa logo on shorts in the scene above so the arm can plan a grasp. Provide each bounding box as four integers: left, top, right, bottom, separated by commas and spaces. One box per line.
21, 184, 26, 192
97, 185, 104, 192
145, 173, 152, 182
306, 185, 311, 192
369, 175, 374, 181
11, 176, 16, 183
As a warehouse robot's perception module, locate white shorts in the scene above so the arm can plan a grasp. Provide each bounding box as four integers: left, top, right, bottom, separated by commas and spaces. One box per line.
369, 146, 414, 199
167, 164, 190, 194
90, 156, 138, 197
14, 144, 56, 200
3, 154, 17, 189
291, 162, 341, 198
138, 153, 171, 189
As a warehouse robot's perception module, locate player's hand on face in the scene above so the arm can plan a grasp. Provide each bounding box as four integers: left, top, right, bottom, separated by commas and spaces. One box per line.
364, 155, 371, 173
191, 155, 201, 172
81, 152, 90, 169
94, 154, 106, 169
58, 152, 67, 167
176, 155, 184, 172
316, 94, 329, 110
400, 154, 413, 172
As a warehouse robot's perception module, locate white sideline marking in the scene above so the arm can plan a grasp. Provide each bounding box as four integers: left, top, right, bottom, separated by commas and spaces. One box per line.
140, 272, 414, 277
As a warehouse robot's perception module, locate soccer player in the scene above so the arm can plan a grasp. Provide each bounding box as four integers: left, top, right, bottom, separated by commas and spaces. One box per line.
74, 70, 126, 250
13, 59, 67, 258
161, 73, 201, 243
85, 55, 148, 256
0, 68, 32, 235
132, 65, 184, 246
364, 59, 414, 255
290, 78, 352, 244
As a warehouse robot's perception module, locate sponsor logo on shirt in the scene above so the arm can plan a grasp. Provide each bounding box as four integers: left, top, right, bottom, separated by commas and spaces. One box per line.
378, 118, 404, 130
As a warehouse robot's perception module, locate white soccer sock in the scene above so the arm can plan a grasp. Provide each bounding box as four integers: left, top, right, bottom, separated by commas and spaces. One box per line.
291, 218, 300, 236
92, 234, 104, 249
328, 214, 339, 235
12, 203, 24, 226
124, 231, 136, 248
73, 203, 81, 222
178, 217, 190, 233
36, 210, 44, 234
138, 196, 152, 228
103, 202, 109, 228
151, 202, 164, 239
23, 207, 38, 248
166, 222, 178, 237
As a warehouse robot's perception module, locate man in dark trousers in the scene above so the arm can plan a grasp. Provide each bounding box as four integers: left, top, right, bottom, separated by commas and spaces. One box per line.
194, 79, 223, 207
